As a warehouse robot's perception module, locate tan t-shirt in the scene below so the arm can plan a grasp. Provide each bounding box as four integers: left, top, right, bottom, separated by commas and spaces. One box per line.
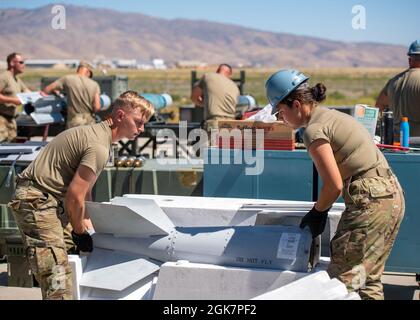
303, 107, 389, 181
385, 68, 420, 136
0, 70, 28, 117
198, 73, 240, 120
54, 74, 100, 122
21, 121, 112, 198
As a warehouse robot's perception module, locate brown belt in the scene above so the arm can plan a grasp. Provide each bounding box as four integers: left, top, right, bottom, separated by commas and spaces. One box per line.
16, 178, 53, 197
351, 167, 393, 181
16, 177, 34, 187
15, 178, 66, 221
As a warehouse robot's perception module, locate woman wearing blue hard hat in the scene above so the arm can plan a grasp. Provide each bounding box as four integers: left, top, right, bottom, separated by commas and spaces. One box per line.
265, 70, 405, 300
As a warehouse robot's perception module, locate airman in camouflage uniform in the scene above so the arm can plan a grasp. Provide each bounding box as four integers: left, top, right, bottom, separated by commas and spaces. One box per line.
9, 91, 154, 299
265, 70, 406, 300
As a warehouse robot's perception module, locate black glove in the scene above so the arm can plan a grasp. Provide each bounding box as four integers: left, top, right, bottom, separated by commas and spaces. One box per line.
299, 206, 330, 238
71, 230, 93, 253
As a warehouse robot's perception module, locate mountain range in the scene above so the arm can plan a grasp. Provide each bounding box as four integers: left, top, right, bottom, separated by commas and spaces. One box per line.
0, 4, 408, 67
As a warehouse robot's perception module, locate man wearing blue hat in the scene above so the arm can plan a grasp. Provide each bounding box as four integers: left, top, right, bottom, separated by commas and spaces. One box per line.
266, 69, 405, 300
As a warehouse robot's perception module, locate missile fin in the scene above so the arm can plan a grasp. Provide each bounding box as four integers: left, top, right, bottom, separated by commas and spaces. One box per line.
80, 248, 161, 291
86, 198, 175, 237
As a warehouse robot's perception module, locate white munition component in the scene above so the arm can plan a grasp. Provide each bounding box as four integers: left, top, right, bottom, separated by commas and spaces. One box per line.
80, 197, 317, 295
99, 94, 111, 111
30, 112, 64, 125
0, 143, 44, 164
16, 91, 112, 124
141, 93, 173, 110
68, 255, 87, 300
85, 197, 313, 272
237, 95, 256, 110
17, 91, 65, 125
252, 271, 360, 300
16, 92, 44, 105
28, 95, 64, 114
123, 194, 344, 255
153, 261, 307, 300
75, 195, 347, 300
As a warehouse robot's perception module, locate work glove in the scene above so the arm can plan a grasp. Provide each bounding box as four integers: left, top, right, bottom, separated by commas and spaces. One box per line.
299, 206, 330, 238
71, 230, 93, 253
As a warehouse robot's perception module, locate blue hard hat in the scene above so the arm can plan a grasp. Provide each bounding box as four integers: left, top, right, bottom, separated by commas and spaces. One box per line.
265, 69, 309, 114
408, 40, 420, 56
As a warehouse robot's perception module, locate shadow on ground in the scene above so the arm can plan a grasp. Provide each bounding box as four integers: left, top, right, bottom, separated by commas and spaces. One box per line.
384, 283, 419, 300
0, 271, 7, 286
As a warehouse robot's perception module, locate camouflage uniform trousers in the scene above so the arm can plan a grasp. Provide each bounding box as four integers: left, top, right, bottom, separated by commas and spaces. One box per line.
8, 180, 76, 300
0, 114, 17, 143
327, 170, 405, 300
66, 113, 96, 129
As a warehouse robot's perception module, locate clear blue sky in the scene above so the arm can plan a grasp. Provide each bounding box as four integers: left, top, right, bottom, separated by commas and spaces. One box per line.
1, 0, 418, 46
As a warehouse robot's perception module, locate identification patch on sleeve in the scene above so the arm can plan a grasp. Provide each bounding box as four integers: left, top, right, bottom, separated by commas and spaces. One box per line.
277, 233, 301, 260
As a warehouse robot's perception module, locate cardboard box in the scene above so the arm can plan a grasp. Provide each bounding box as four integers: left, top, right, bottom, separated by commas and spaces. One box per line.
217, 120, 295, 150
217, 120, 294, 139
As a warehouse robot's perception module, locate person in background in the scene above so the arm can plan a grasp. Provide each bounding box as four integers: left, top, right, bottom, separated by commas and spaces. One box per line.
0, 52, 30, 142
42, 61, 101, 129
191, 63, 240, 143
376, 40, 420, 137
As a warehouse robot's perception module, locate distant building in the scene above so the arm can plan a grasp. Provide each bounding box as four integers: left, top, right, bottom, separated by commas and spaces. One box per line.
113, 59, 137, 68
176, 61, 208, 69
25, 59, 80, 68
93, 59, 116, 69
152, 59, 167, 70
136, 63, 153, 70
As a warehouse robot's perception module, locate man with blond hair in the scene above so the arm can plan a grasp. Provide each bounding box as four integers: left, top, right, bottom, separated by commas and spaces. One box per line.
9, 91, 154, 300
0, 52, 30, 142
